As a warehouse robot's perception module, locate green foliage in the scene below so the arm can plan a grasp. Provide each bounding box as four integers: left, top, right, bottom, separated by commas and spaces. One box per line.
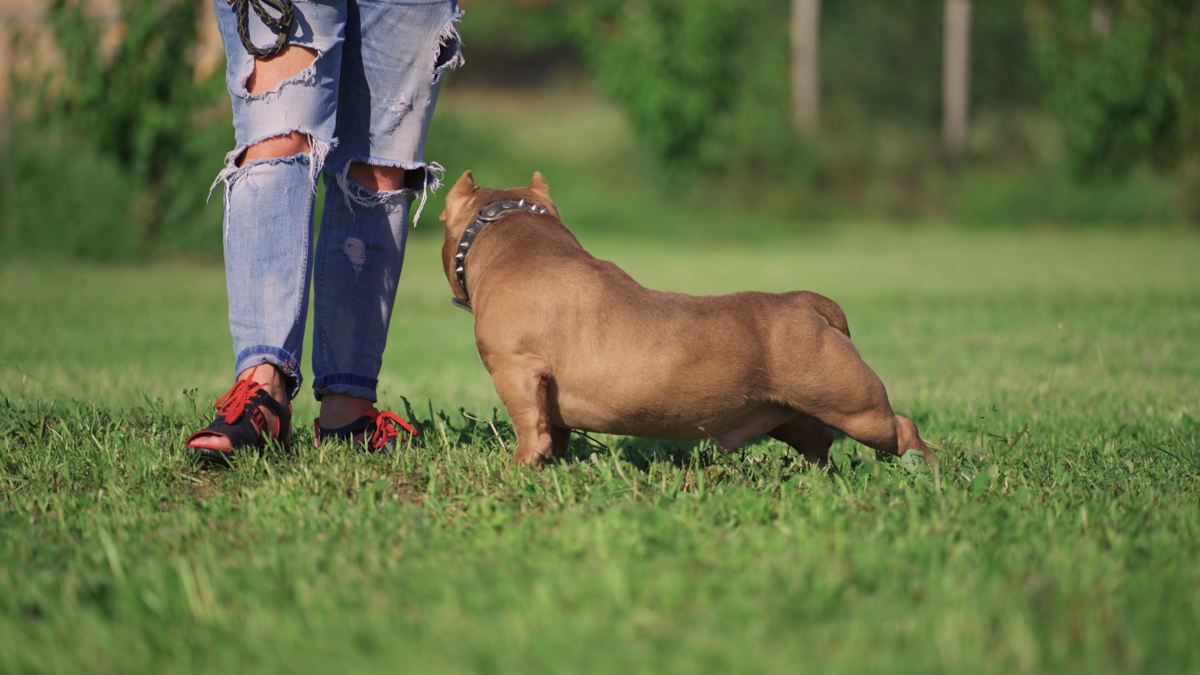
569, 1, 1043, 174
151, 122, 234, 257
0, 131, 141, 259
1027, 0, 1200, 183
37, 0, 220, 187
564, 0, 1172, 226
2, 0, 229, 258
820, 0, 945, 129
456, 0, 573, 56
2, 0, 1192, 263
571, 0, 746, 173
952, 166, 1182, 227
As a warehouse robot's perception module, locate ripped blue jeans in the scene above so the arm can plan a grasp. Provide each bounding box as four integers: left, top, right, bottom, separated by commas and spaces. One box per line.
211, 0, 462, 401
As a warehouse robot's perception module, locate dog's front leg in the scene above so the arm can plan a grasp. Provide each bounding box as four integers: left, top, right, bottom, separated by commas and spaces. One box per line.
490, 363, 557, 466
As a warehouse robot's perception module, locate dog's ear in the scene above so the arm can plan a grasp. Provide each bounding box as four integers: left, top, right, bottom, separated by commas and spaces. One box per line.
528, 171, 551, 202
454, 170, 478, 192
441, 170, 479, 225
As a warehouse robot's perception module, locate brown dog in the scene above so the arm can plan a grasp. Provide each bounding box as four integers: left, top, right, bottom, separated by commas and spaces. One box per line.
440, 171, 933, 466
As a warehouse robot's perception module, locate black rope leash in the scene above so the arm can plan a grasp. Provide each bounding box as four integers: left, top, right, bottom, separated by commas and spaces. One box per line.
231, 0, 294, 58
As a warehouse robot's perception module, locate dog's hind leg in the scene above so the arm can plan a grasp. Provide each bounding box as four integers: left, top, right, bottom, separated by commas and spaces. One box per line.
805, 384, 932, 462
768, 414, 835, 466
778, 330, 933, 462
490, 364, 557, 465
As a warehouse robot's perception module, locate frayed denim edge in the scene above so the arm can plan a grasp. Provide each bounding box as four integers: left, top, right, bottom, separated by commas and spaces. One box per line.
333, 159, 446, 226
208, 132, 335, 236
431, 7, 466, 86
235, 48, 323, 102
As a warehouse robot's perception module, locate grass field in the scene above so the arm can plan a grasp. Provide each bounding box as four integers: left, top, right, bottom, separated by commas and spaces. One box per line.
3, 77, 1199, 675
2, 222, 1199, 673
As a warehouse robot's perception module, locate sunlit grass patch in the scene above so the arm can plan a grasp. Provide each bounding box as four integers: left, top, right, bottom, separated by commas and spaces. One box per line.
1, 228, 1198, 673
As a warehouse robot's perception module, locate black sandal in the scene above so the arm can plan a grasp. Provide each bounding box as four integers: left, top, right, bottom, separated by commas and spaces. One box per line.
186, 378, 293, 464
314, 407, 418, 452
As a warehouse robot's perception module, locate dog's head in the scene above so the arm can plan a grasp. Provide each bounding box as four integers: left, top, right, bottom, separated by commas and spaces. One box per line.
440, 171, 560, 302
439, 170, 559, 237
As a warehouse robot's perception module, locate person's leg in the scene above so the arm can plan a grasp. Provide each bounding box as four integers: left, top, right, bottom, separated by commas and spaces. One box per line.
224, 45, 321, 406
188, 0, 345, 456
316, 160, 412, 429
311, 0, 463, 440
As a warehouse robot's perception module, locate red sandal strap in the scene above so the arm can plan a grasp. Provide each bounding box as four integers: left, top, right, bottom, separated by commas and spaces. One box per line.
186, 379, 292, 457
313, 407, 418, 452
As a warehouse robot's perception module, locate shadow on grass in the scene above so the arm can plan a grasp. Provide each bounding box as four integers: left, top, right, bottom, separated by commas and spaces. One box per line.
395, 397, 849, 479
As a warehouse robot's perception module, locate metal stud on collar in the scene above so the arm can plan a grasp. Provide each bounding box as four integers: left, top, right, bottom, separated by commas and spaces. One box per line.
454, 199, 548, 304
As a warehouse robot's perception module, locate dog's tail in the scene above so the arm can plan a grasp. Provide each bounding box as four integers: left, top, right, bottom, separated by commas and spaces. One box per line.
788, 291, 850, 339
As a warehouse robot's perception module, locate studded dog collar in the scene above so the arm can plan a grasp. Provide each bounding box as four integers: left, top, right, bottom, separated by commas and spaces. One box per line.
452, 198, 549, 312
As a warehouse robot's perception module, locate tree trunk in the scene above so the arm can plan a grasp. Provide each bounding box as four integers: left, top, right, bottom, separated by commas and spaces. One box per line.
1090, 2, 1112, 39
791, 0, 820, 138
942, 0, 971, 163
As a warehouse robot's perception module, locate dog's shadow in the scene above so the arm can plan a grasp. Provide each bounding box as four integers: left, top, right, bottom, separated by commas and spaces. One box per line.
417, 402, 726, 472
420, 401, 869, 479
563, 432, 716, 472
563, 429, 885, 480
559, 430, 840, 476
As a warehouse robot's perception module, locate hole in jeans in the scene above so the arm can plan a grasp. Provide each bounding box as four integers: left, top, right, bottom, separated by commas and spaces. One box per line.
247, 44, 318, 95
433, 37, 460, 73
344, 237, 367, 270
431, 9, 465, 85
239, 131, 313, 166
348, 162, 408, 193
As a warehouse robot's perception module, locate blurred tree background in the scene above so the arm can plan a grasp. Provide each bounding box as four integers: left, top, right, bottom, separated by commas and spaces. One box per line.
2, 0, 1198, 260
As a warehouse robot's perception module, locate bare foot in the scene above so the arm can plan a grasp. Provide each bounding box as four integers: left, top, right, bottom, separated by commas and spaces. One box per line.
188, 364, 289, 452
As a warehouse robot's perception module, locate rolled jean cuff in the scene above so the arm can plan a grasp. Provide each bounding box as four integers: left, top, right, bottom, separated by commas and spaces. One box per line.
313, 373, 378, 402
235, 346, 302, 400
